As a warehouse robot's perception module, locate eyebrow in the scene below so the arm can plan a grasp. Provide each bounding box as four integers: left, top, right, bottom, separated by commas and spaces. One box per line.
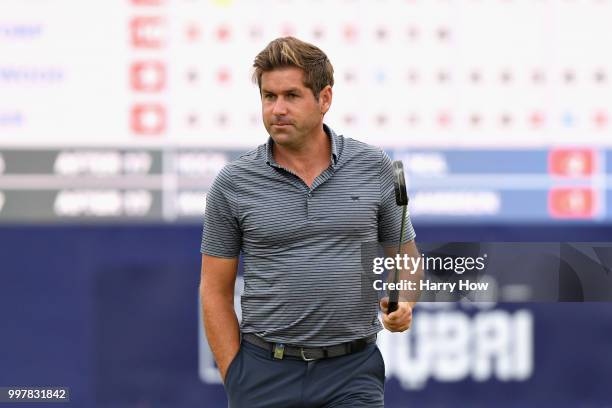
261, 88, 302, 94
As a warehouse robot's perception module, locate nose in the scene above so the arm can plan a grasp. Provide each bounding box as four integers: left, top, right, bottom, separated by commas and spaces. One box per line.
271, 98, 288, 116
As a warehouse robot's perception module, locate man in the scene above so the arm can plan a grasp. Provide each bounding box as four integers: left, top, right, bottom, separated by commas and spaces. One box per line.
200, 36, 420, 407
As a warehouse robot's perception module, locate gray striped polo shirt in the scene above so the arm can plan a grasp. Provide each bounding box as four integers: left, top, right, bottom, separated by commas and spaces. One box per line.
201, 124, 416, 347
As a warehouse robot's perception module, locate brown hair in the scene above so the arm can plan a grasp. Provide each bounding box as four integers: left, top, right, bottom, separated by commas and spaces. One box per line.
252, 36, 334, 100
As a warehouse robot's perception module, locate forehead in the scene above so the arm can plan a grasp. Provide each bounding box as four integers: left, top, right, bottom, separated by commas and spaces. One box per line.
260, 67, 307, 92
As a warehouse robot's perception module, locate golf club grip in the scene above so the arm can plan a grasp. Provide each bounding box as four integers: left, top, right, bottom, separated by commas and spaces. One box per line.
388, 289, 399, 313
388, 300, 399, 314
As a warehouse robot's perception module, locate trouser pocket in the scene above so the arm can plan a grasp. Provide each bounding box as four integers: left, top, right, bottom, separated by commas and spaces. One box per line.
223, 345, 243, 391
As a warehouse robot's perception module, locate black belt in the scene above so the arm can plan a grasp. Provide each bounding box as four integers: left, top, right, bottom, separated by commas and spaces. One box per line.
242, 333, 377, 361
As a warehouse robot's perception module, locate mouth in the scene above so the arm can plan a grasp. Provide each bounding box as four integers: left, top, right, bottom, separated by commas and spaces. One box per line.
272, 123, 292, 128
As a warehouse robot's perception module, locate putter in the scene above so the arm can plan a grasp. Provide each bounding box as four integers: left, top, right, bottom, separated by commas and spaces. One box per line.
388, 160, 408, 314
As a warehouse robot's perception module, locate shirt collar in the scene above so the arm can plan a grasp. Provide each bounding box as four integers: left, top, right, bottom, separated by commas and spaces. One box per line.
265, 123, 339, 169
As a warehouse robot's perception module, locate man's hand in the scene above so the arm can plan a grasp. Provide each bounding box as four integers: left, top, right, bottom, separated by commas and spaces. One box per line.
379, 297, 413, 332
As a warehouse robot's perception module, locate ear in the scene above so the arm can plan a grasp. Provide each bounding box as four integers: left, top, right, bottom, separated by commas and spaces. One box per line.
319, 85, 333, 115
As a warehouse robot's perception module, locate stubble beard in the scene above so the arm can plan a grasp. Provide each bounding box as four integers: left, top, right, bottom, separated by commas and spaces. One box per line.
267, 121, 304, 149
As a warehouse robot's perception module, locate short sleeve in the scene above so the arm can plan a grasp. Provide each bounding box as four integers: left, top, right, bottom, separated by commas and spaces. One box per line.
378, 150, 416, 245
201, 165, 242, 257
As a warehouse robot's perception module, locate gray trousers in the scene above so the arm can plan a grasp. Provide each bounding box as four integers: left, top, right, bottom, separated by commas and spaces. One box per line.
223, 340, 385, 408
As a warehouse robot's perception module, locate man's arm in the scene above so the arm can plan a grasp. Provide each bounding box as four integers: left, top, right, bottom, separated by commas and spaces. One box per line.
379, 239, 423, 332
200, 254, 240, 381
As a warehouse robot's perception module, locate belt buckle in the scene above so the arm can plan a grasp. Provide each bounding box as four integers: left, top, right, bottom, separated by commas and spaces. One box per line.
300, 347, 316, 362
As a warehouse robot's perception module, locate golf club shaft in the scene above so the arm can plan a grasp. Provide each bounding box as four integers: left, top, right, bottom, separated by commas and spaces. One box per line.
388, 205, 407, 313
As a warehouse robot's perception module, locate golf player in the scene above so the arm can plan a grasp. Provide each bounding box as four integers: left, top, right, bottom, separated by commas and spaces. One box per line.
200, 36, 421, 407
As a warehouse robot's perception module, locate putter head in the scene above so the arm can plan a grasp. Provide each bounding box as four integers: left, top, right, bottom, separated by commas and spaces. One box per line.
392, 160, 408, 206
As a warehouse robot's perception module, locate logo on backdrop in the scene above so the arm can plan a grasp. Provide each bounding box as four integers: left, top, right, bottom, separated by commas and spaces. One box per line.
377, 301, 533, 390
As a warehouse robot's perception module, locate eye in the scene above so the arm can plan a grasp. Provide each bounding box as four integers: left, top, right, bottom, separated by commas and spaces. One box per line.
263, 94, 275, 100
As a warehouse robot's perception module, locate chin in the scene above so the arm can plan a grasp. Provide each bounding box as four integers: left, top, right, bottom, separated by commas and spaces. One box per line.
269, 130, 294, 145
